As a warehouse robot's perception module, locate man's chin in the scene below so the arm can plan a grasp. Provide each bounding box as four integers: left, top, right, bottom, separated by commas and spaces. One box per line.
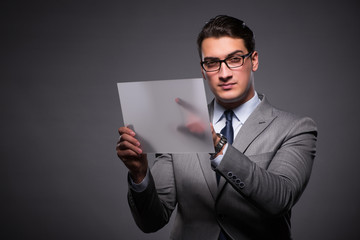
216, 88, 254, 106
217, 94, 243, 104
216, 93, 252, 108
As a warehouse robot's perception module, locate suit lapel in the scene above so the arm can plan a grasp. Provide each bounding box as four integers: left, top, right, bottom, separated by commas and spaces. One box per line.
233, 94, 277, 153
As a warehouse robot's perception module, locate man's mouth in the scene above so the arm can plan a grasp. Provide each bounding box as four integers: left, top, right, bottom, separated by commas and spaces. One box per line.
219, 82, 235, 90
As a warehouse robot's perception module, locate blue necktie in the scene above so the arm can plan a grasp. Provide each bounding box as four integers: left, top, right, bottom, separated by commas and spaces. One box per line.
221, 110, 234, 144
219, 231, 228, 240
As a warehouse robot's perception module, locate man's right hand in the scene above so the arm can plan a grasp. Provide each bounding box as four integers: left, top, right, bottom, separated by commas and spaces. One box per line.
116, 126, 148, 183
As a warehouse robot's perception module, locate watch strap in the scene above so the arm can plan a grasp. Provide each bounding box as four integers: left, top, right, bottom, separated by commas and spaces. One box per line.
210, 133, 227, 158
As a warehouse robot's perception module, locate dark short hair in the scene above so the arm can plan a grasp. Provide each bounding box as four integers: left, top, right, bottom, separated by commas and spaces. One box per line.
197, 15, 255, 58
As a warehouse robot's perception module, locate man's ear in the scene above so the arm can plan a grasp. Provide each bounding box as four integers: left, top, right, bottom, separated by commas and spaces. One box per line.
251, 51, 259, 72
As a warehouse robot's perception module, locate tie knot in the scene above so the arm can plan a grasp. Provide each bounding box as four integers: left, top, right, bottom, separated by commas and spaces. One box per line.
224, 110, 233, 122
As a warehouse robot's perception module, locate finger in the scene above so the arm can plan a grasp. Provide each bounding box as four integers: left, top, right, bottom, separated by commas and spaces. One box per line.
210, 123, 215, 132
117, 126, 139, 145
175, 97, 197, 113
186, 122, 206, 134
118, 133, 141, 147
117, 140, 142, 155
116, 141, 143, 160
117, 147, 141, 159
118, 126, 136, 137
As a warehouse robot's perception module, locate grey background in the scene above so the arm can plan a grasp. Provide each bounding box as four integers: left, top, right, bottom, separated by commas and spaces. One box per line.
2, 0, 359, 239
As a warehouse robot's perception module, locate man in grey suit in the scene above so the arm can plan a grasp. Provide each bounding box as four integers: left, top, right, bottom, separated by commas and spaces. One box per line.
116, 15, 317, 240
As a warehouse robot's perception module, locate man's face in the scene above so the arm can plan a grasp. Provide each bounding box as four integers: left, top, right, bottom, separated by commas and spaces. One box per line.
201, 36, 258, 109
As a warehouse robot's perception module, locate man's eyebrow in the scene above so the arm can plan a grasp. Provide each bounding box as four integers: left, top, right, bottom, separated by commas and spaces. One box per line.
203, 50, 245, 61
203, 56, 219, 61
227, 50, 245, 57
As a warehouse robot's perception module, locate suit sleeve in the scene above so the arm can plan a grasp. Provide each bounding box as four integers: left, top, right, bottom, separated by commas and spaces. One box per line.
216, 116, 317, 216
127, 154, 176, 233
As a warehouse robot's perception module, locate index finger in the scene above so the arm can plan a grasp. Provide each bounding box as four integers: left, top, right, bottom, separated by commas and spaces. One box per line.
175, 97, 197, 113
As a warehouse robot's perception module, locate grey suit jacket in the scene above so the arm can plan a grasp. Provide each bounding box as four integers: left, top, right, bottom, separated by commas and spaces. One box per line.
128, 94, 317, 240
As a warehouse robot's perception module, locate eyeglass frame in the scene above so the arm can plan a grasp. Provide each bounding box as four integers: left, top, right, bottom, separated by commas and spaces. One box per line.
200, 51, 253, 72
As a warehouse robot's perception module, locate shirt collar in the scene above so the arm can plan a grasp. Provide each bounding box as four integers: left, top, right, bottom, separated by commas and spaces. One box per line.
213, 91, 261, 124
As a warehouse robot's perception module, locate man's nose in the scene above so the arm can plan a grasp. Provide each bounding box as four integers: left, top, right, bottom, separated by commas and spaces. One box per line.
218, 62, 233, 81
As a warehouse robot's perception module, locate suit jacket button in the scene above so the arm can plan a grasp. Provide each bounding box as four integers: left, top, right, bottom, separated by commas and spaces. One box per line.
238, 181, 245, 189
227, 172, 233, 177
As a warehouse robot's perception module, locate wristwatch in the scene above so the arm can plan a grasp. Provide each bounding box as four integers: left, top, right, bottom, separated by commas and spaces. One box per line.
210, 133, 227, 159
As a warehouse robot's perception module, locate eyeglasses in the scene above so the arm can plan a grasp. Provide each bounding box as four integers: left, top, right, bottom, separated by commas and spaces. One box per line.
201, 52, 253, 72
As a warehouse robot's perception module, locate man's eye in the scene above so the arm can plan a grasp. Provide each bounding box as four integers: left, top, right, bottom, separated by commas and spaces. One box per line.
205, 61, 218, 67
228, 57, 242, 63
